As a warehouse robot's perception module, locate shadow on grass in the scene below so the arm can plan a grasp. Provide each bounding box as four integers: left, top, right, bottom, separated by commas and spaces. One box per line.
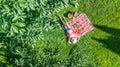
92, 24, 120, 55
93, 24, 120, 36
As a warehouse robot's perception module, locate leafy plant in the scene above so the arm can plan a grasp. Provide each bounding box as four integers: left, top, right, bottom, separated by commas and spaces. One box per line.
0, 0, 79, 66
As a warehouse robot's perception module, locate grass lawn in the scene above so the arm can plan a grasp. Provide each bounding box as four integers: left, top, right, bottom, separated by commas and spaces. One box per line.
38, 0, 120, 67
0, 0, 120, 66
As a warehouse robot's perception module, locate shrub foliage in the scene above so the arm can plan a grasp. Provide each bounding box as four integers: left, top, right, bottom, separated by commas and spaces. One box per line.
0, 0, 93, 66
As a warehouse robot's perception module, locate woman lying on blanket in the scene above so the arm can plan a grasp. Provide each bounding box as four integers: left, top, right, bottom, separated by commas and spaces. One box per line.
64, 23, 80, 44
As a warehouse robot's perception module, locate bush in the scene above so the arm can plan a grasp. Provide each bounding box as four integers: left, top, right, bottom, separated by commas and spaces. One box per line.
0, 0, 81, 66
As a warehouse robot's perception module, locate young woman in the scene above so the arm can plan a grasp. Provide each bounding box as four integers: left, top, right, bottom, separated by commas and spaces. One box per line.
57, 13, 80, 44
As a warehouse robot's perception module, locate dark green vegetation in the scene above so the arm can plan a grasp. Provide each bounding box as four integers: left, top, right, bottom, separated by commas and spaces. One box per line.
0, 0, 120, 67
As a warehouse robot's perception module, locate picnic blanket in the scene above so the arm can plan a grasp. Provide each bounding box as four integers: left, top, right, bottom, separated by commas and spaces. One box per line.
66, 13, 94, 43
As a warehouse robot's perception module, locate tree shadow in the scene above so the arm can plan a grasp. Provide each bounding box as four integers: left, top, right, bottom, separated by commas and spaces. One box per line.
93, 24, 120, 36
92, 24, 120, 55
92, 36, 120, 55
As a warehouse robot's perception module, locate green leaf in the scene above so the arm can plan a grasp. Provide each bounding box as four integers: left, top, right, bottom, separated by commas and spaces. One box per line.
40, 0, 45, 6
19, 1, 27, 8
29, 3, 35, 10
2, 22, 10, 30
12, 25, 19, 33
3, 5, 9, 10
36, 0, 40, 6
10, 27, 14, 36
12, 15, 18, 22
20, 29, 26, 35
0, 43, 2, 48
13, 22, 26, 27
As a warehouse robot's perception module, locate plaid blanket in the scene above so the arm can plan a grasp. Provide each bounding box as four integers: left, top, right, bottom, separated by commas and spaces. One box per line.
65, 13, 94, 43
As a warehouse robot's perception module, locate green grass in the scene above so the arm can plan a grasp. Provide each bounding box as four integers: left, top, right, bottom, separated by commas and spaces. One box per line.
39, 0, 120, 67
0, 0, 120, 66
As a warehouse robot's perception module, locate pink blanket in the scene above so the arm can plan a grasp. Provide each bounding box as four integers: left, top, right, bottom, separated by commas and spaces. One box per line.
66, 13, 94, 43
